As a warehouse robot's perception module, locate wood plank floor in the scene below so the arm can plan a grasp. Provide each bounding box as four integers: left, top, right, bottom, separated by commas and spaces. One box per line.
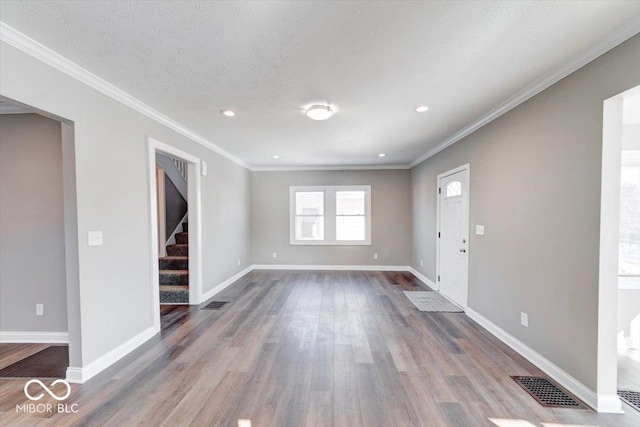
0, 343, 52, 371
1, 270, 638, 426
619, 349, 640, 391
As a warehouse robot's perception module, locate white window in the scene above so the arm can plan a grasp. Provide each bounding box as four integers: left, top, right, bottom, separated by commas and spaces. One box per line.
619, 150, 640, 277
290, 185, 371, 245
445, 181, 462, 198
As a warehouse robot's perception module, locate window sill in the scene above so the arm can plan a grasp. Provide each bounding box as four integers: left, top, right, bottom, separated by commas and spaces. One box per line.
290, 240, 372, 246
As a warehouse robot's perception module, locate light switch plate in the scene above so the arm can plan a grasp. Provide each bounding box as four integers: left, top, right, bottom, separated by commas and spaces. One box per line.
475, 225, 485, 236
88, 231, 103, 246
201, 160, 208, 176
36, 304, 44, 316
520, 312, 528, 327
374, 253, 378, 260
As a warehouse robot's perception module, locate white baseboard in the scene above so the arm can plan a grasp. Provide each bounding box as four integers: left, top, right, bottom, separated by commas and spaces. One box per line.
66, 326, 158, 384
0, 331, 69, 343
201, 265, 255, 302
252, 264, 410, 271
465, 307, 623, 414
408, 267, 438, 290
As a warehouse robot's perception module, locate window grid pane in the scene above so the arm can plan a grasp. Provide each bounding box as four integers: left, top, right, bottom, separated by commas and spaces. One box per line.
295, 216, 324, 240
296, 191, 324, 215
445, 181, 462, 198
336, 216, 366, 241
336, 191, 365, 215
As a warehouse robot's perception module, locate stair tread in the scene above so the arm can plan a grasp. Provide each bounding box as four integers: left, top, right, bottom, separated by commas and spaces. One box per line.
159, 285, 188, 292
167, 244, 188, 247
159, 270, 189, 275
159, 256, 188, 260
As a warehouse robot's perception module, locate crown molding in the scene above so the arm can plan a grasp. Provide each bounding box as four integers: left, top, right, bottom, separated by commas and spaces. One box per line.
251, 164, 410, 172
409, 17, 640, 168
0, 22, 250, 170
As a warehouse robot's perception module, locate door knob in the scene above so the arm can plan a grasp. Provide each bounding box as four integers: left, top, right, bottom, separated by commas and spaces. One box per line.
460, 248, 466, 253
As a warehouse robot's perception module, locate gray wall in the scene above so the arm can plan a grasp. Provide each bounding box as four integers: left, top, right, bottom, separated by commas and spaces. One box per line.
163, 174, 187, 239
0, 113, 68, 333
410, 35, 640, 391
252, 170, 411, 266
0, 41, 252, 366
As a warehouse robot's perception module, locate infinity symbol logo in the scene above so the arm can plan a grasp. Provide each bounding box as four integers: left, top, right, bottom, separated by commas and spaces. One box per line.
24, 379, 71, 401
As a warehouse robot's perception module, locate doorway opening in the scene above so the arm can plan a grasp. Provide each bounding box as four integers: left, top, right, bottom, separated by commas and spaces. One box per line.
0, 97, 80, 382
147, 137, 203, 332
156, 151, 189, 304
598, 85, 640, 413
436, 163, 470, 308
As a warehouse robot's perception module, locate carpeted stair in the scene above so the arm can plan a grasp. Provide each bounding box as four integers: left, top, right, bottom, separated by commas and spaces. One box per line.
159, 222, 189, 303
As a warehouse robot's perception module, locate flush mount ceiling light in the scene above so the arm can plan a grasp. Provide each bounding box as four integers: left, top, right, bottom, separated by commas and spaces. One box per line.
272, 155, 280, 159
378, 153, 386, 157
220, 109, 235, 117
415, 105, 429, 113
304, 104, 334, 121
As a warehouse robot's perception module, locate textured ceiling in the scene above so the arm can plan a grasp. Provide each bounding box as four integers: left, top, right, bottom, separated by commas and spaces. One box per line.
1, 1, 639, 167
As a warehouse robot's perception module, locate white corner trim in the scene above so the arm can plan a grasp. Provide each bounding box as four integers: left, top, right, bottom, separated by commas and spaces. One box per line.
66, 326, 158, 384
252, 264, 410, 271
409, 18, 640, 168
598, 394, 624, 414
0, 22, 250, 170
201, 265, 255, 302
251, 164, 411, 172
65, 367, 84, 384
0, 331, 69, 343
465, 307, 623, 413
408, 267, 437, 290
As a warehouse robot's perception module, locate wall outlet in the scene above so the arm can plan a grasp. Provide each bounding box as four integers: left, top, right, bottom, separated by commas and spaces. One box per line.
520, 312, 528, 327
373, 253, 378, 260
237, 259, 241, 266
88, 231, 103, 246
36, 304, 44, 316
272, 252, 277, 258
420, 259, 424, 266
475, 225, 485, 236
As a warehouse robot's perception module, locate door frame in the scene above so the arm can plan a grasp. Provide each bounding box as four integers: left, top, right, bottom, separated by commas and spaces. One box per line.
596, 86, 640, 413
435, 163, 471, 308
147, 137, 203, 331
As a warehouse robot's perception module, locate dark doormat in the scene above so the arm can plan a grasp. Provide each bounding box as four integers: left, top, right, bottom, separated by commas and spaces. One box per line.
0, 345, 69, 378
202, 301, 229, 310
618, 390, 640, 412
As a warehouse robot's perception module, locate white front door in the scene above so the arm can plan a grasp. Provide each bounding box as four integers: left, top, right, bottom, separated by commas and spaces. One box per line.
438, 166, 470, 307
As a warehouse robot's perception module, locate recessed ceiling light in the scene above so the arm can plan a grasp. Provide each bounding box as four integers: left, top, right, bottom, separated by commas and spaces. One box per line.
272, 155, 280, 159
415, 105, 429, 113
305, 104, 334, 121
221, 109, 235, 117
378, 153, 386, 157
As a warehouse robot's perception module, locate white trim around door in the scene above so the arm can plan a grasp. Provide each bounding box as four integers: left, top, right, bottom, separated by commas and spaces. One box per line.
147, 137, 204, 332
436, 163, 470, 308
